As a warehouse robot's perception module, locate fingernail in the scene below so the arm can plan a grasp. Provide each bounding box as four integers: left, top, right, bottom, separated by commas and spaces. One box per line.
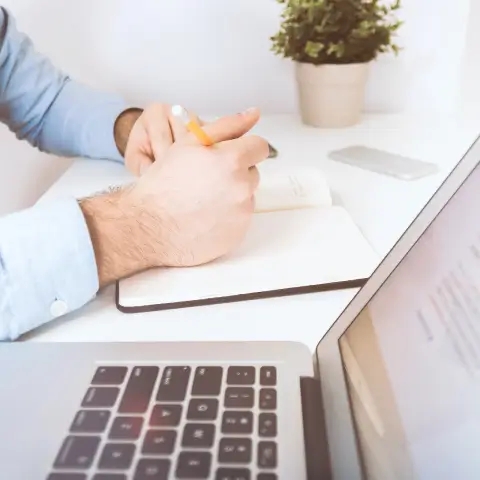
238, 107, 257, 116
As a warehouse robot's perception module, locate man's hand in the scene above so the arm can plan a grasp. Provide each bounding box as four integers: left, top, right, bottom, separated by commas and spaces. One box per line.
82, 107, 268, 286
114, 103, 191, 177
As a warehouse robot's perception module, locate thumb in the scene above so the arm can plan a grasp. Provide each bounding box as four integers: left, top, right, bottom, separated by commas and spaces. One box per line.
186, 107, 260, 145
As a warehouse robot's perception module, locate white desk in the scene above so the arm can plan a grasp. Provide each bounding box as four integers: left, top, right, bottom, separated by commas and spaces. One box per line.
22, 113, 478, 348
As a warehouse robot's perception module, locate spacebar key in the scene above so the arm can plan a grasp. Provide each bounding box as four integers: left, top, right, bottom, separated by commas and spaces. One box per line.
118, 366, 159, 413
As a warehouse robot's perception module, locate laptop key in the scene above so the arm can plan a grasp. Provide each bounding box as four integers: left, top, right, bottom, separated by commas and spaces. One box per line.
150, 404, 182, 427
109, 416, 143, 440
191, 366, 223, 395
260, 367, 276, 386
259, 389, 277, 410
257, 441, 277, 469
216, 468, 251, 480
257, 474, 277, 480
82, 387, 119, 408
227, 367, 255, 385
182, 423, 215, 448
224, 387, 254, 408
218, 438, 252, 464
91, 366, 128, 385
221, 411, 253, 434
258, 413, 277, 437
176, 452, 212, 479
93, 475, 127, 480
187, 398, 218, 420
118, 366, 159, 414
134, 458, 170, 480
98, 443, 135, 470
70, 410, 110, 433
157, 366, 191, 401
142, 429, 176, 455
53, 435, 100, 469
47, 474, 86, 480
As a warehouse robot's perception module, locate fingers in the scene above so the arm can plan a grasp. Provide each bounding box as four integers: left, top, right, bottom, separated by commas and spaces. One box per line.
168, 107, 189, 140
222, 134, 270, 168
127, 152, 154, 177
145, 105, 174, 160
184, 107, 260, 145
190, 112, 204, 126
248, 166, 260, 194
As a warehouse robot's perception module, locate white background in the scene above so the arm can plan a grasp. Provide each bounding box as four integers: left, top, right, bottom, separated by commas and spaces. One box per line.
0, 0, 477, 215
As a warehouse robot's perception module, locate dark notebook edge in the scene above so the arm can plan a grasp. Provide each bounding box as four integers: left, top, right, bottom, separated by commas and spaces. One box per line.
115, 278, 368, 314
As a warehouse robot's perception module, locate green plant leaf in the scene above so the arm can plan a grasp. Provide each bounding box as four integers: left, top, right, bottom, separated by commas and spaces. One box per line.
271, 0, 403, 65
305, 40, 324, 58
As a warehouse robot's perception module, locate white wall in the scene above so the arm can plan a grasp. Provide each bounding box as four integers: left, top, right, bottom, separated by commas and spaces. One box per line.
0, 0, 474, 214
460, 0, 480, 117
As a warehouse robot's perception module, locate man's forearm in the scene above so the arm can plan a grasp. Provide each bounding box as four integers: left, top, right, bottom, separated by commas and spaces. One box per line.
0, 186, 156, 341
79, 186, 152, 287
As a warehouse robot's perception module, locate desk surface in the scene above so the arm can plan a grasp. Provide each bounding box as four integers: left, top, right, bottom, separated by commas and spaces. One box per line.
23, 113, 478, 348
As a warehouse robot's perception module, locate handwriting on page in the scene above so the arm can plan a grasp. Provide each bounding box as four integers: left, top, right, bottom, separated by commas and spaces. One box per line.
254, 167, 331, 213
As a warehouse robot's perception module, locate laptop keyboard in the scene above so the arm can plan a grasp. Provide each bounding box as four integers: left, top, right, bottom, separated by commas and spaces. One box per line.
47, 364, 278, 480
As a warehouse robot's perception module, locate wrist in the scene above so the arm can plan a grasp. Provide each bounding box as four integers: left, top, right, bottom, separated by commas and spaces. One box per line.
79, 186, 152, 287
114, 107, 143, 157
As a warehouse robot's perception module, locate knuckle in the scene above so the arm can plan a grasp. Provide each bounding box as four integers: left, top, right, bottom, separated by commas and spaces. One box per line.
144, 104, 161, 119
249, 168, 260, 192
249, 135, 269, 157
146, 104, 171, 126
152, 102, 169, 113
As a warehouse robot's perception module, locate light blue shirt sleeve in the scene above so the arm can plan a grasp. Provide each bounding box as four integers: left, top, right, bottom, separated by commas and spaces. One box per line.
0, 8, 131, 340
0, 7, 128, 159
0, 198, 99, 340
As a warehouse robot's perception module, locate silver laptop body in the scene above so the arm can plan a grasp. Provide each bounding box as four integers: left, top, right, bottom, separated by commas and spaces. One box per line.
1, 134, 479, 480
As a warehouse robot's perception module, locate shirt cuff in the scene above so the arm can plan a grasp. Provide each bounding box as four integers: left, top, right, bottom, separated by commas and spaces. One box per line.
39, 80, 130, 162
0, 197, 99, 340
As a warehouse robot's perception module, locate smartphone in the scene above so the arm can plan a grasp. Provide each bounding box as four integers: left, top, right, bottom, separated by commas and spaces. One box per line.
328, 145, 439, 180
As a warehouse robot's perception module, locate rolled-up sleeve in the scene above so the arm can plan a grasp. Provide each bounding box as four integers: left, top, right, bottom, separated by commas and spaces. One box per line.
0, 6, 128, 161
0, 198, 98, 341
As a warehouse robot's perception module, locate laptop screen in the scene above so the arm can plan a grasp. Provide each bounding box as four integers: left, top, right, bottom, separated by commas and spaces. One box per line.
338, 161, 480, 479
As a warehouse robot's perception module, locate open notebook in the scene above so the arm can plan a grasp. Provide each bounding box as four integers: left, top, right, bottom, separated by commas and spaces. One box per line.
38, 160, 379, 311
115, 165, 380, 311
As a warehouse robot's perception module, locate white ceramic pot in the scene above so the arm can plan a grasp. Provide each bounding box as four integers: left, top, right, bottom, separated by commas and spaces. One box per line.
295, 62, 369, 128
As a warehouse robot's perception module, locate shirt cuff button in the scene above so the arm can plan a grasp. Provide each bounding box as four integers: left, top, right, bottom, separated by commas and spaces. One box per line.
50, 299, 68, 318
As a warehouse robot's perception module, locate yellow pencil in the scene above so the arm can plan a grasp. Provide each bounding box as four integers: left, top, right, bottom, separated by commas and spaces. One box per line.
171, 105, 214, 146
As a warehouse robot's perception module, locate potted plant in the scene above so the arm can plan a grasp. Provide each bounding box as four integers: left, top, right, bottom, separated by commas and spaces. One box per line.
271, 0, 403, 128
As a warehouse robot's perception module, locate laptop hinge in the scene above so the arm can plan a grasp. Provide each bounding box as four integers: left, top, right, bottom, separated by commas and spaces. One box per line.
300, 376, 333, 480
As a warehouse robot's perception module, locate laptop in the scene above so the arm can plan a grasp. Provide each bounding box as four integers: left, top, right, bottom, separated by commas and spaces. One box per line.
1, 134, 480, 480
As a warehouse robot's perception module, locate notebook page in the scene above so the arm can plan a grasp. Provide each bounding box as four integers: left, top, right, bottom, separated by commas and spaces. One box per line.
119, 206, 379, 307
255, 166, 332, 212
